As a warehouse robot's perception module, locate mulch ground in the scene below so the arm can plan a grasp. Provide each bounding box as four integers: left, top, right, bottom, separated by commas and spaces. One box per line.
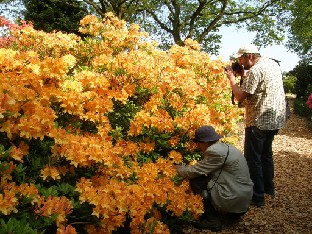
183, 100, 312, 234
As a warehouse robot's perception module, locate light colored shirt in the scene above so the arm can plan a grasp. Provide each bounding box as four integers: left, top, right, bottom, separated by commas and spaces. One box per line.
241, 56, 286, 130
176, 142, 253, 213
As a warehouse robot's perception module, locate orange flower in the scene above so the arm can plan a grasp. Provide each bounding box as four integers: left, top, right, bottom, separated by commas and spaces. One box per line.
41, 165, 61, 181
35, 196, 73, 227
0, 189, 18, 215
144, 218, 170, 234
0, 13, 244, 233
168, 136, 179, 147
16, 183, 39, 204
138, 140, 155, 153
57, 225, 77, 234
9, 141, 29, 162
168, 150, 183, 164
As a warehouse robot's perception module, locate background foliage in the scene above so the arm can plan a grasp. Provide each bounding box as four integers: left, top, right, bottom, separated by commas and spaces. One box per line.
283, 75, 297, 95
1, 0, 310, 62
286, 61, 312, 125
285, 0, 312, 62
0, 0, 293, 54
22, 0, 87, 35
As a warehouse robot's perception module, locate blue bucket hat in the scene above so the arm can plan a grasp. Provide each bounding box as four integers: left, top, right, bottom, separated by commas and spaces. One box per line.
193, 125, 223, 142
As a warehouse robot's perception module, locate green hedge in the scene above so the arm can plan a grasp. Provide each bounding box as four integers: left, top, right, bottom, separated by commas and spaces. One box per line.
283, 75, 297, 94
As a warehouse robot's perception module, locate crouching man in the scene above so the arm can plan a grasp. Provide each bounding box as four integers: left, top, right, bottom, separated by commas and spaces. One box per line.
175, 125, 253, 232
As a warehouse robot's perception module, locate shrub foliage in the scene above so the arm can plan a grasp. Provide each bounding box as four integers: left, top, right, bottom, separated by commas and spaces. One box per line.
0, 14, 241, 233
283, 75, 297, 94
289, 61, 312, 99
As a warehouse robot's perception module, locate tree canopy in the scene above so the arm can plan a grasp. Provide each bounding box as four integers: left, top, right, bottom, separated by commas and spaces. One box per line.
285, 0, 312, 62
2, 0, 310, 58
18, 0, 288, 54
22, 0, 87, 34
135, 0, 287, 53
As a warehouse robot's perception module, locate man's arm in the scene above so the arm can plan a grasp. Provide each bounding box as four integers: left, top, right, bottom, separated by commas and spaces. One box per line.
175, 153, 224, 179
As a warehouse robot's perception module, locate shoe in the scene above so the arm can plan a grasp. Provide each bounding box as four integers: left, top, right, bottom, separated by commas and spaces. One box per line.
191, 216, 222, 232
250, 200, 264, 207
222, 214, 242, 227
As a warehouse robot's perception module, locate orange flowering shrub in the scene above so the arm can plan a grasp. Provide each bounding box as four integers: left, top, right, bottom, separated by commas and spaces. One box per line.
0, 13, 242, 233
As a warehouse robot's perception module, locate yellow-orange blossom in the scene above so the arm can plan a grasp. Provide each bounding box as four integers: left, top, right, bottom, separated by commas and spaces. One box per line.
0, 13, 242, 233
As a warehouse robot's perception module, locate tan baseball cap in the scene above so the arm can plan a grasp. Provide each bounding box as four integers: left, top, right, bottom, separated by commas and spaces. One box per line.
236, 44, 260, 57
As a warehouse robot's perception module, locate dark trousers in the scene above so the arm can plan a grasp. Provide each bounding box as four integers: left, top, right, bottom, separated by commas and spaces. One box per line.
244, 126, 278, 203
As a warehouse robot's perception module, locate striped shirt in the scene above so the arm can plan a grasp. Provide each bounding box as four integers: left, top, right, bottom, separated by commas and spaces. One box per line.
241, 56, 286, 130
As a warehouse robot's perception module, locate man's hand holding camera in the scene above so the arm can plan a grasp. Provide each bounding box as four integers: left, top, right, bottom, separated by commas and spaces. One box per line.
225, 62, 248, 104
224, 62, 245, 81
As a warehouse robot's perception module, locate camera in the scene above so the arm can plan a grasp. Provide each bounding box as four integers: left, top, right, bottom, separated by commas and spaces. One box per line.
229, 62, 245, 107
224, 61, 243, 75
231, 61, 243, 74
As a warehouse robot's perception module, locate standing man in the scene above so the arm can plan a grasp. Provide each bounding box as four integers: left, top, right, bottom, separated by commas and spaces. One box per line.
224, 44, 286, 207
175, 125, 253, 231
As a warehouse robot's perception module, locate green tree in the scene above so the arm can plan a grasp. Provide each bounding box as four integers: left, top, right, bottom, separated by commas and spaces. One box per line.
285, 0, 312, 61
80, 0, 143, 20
136, 0, 287, 52
22, 0, 88, 34
80, 0, 289, 53
18, 0, 290, 54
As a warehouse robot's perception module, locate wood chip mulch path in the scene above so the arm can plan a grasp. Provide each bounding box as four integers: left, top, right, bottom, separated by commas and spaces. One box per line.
183, 102, 312, 234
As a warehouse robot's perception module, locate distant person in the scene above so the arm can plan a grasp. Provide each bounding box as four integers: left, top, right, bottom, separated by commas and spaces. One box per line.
224, 44, 286, 207
175, 125, 253, 231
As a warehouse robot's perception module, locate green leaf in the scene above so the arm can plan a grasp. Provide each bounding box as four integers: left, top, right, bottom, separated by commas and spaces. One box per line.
0, 218, 38, 234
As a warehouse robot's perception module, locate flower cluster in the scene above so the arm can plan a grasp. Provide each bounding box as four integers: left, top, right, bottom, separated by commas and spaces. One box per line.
0, 13, 242, 233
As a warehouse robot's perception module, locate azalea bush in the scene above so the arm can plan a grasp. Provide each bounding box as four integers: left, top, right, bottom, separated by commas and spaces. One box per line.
0, 13, 242, 233
306, 94, 312, 127
306, 94, 312, 109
